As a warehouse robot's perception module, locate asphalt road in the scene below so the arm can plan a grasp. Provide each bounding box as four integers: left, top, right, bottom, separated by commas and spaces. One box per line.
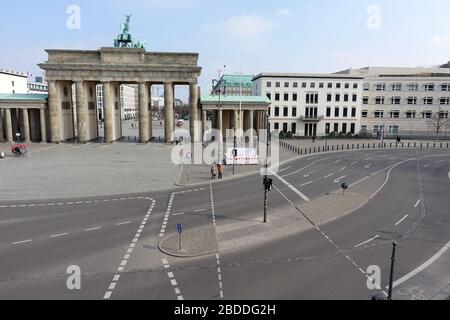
0, 148, 449, 300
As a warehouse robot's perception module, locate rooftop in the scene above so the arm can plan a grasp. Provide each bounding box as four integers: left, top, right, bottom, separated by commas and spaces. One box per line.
253, 73, 364, 81
0, 93, 48, 101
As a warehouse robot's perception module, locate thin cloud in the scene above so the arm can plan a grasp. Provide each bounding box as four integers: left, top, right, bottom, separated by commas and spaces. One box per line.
217, 14, 276, 39
276, 9, 292, 16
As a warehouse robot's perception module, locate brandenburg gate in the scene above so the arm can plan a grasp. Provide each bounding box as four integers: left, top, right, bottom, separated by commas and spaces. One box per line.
39, 47, 202, 144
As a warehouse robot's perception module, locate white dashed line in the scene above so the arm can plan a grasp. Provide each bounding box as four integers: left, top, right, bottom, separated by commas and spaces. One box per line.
414, 199, 421, 208
50, 233, 69, 238
354, 235, 380, 248
324, 173, 335, 178
194, 209, 206, 212
85, 226, 102, 232
210, 182, 224, 299
103, 198, 155, 300
161, 258, 184, 300
116, 221, 132, 226
300, 181, 314, 187
340, 167, 347, 171
395, 215, 409, 226
13, 239, 33, 245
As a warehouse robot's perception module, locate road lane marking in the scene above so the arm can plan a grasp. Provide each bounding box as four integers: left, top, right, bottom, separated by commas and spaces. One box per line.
13, 239, 32, 245
279, 165, 293, 173
334, 159, 342, 164
448, 171, 450, 180
103, 198, 155, 300
85, 227, 102, 232
333, 176, 347, 183
390, 241, 450, 289
50, 233, 69, 238
340, 167, 346, 171
414, 200, 421, 208
116, 221, 132, 226
161, 258, 184, 300
160, 192, 177, 237
423, 163, 430, 168
354, 235, 380, 248
300, 181, 314, 187
194, 209, 206, 212
324, 173, 335, 178
270, 170, 311, 202
364, 163, 373, 169
210, 182, 224, 299
282, 158, 329, 178
395, 215, 409, 226
349, 176, 370, 187
351, 162, 359, 165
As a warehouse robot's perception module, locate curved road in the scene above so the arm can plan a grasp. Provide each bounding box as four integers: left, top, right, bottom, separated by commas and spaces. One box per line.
0, 148, 449, 300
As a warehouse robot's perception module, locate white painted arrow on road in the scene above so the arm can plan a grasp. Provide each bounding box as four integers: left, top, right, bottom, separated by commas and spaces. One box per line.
334, 176, 347, 183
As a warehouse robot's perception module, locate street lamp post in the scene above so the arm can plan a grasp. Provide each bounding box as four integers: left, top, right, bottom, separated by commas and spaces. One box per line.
211, 76, 227, 164
263, 112, 271, 223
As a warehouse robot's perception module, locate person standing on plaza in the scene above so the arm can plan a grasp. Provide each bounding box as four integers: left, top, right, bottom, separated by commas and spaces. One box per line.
211, 164, 217, 180
218, 164, 224, 179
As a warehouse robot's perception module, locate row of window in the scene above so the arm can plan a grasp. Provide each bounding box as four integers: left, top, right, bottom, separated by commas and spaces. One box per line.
270, 106, 358, 118
267, 92, 358, 103
363, 96, 450, 105
326, 107, 358, 118
267, 81, 359, 90
362, 110, 449, 119
366, 83, 450, 92
272, 122, 357, 135
361, 125, 400, 134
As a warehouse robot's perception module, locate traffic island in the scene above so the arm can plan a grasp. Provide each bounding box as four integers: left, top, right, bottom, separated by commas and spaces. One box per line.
158, 226, 218, 258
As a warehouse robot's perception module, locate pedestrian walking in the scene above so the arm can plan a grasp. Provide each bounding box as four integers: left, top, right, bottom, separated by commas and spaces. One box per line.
211, 164, 217, 180
312, 135, 316, 143
218, 164, 224, 179
396, 136, 402, 144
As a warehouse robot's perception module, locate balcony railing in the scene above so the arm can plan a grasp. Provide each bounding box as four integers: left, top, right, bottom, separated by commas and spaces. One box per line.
299, 115, 324, 121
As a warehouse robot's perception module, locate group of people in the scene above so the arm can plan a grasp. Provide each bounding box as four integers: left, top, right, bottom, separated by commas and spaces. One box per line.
211, 163, 225, 180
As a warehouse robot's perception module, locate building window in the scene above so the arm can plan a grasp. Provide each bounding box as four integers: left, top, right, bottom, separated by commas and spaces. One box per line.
293, 82, 298, 88
336, 83, 341, 89
292, 107, 297, 117
266, 82, 272, 88
334, 107, 340, 117
423, 97, 433, 105
407, 97, 417, 105
361, 125, 368, 133
353, 83, 358, 89
363, 97, 369, 105
284, 93, 289, 101
440, 97, 450, 105
266, 93, 271, 100
344, 94, 349, 102
283, 123, 288, 133
343, 107, 348, 117
425, 84, 435, 91
274, 123, 279, 130
375, 97, 385, 105
441, 84, 450, 91
408, 83, 418, 91
325, 123, 331, 134
350, 123, 356, 134
327, 94, 332, 102
406, 111, 416, 119
390, 110, 400, 118
284, 82, 289, 88
391, 97, 401, 105
439, 111, 449, 119
12, 81, 15, 87
335, 94, 340, 102
376, 84, 386, 91
275, 93, 280, 101
328, 83, 333, 89
275, 82, 281, 88
391, 83, 402, 91
302, 82, 307, 88
283, 107, 288, 117
423, 110, 433, 119
363, 83, 370, 91
389, 126, 399, 134
275, 107, 280, 117
292, 123, 297, 134
310, 82, 316, 88
342, 123, 348, 134
293, 93, 298, 101
352, 108, 357, 117
374, 110, 384, 118
306, 93, 318, 104
326, 107, 331, 117
345, 83, 350, 89
319, 83, 324, 88
334, 123, 339, 133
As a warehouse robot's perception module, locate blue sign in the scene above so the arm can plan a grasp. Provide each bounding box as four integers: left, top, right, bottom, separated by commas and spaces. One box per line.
177, 224, 183, 234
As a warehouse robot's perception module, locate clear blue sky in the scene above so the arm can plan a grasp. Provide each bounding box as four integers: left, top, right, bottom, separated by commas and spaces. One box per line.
1, 0, 450, 101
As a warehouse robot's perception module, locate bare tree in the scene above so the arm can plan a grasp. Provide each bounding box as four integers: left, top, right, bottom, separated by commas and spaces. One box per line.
429, 108, 450, 141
